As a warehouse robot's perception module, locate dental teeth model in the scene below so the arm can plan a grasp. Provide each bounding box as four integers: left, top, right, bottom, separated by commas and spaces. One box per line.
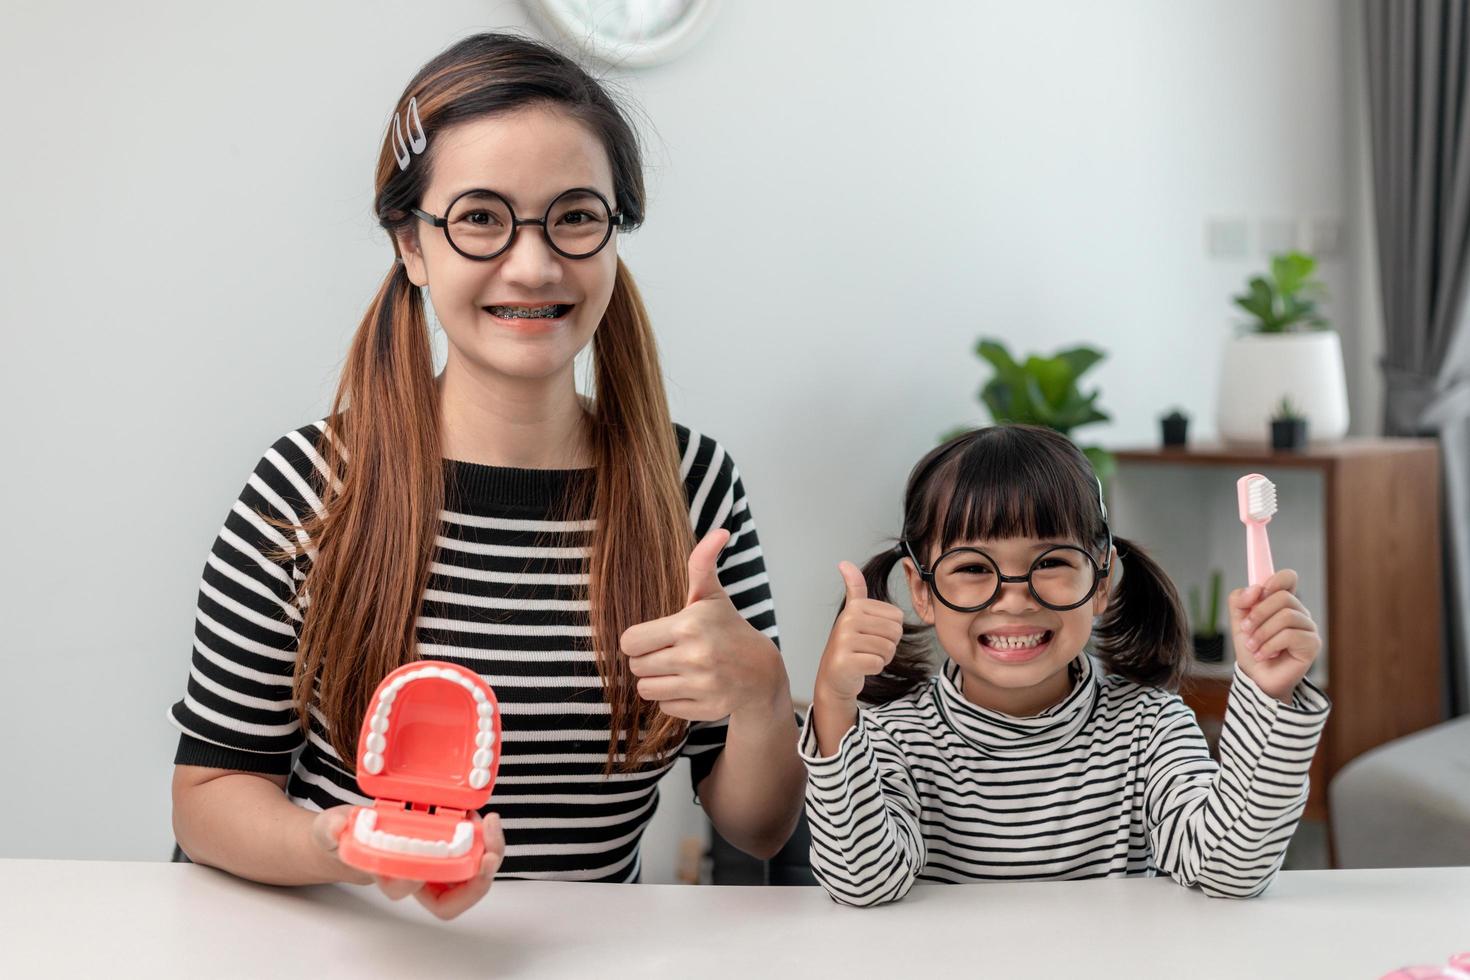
360, 664, 498, 789
335, 660, 502, 883
351, 809, 477, 858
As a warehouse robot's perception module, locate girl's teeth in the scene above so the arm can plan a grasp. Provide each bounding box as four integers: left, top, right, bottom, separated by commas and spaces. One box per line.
984, 632, 1048, 650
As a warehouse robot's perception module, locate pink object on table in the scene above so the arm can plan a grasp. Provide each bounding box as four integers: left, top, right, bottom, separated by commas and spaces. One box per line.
1378, 953, 1470, 979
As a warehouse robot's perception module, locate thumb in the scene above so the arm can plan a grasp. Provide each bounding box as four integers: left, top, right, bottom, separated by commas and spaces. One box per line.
481, 812, 506, 860
838, 561, 869, 604
686, 528, 731, 605
312, 806, 350, 852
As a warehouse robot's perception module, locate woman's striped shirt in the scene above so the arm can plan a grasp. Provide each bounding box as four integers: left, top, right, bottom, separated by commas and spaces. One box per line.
168, 421, 778, 882
800, 652, 1330, 905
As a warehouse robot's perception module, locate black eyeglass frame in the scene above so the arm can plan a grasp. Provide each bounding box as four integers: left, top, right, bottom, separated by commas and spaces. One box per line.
899, 526, 1115, 613
410, 186, 625, 261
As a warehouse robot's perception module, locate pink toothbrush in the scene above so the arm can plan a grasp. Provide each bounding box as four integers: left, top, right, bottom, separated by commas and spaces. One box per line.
1236, 473, 1277, 587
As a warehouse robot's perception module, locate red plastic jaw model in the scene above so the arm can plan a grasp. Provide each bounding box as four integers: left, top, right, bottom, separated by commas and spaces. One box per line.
336, 661, 502, 883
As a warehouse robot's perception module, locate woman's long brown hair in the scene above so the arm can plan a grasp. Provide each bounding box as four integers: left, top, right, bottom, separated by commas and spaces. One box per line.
287, 33, 692, 771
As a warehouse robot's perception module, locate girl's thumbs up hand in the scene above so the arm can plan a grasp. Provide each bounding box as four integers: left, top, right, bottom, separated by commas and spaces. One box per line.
814, 562, 906, 705
810, 562, 905, 756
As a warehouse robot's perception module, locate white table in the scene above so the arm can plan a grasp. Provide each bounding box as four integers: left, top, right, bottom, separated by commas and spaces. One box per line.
2, 860, 1466, 978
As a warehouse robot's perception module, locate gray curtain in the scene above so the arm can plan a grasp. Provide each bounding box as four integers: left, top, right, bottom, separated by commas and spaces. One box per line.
1365, 0, 1470, 716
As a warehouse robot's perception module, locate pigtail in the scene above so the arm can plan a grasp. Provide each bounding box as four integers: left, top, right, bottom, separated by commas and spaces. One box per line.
853, 544, 938, 706
288, 257, 442, 767
1092, 536, 1190, 691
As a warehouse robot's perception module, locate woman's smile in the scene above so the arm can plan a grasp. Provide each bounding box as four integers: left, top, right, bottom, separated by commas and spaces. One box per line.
482, 301, 577, 331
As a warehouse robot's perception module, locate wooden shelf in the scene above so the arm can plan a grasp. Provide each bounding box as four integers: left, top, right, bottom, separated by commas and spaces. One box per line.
1114, 438, 1438, 468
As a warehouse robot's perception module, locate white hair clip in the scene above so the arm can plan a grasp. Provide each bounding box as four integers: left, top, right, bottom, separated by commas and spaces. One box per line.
390, 96, 428, 171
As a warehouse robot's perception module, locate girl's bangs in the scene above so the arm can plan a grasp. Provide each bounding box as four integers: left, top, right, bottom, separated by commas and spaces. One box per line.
932, 436, 1098, 553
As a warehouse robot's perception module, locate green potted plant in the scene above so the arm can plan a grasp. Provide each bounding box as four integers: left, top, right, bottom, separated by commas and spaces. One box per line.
947, 339, 1113, 481
1218, 251, 1348, 444
1160, 408, 1189, 448
1188, 569, 1226, 664
1270, 395, 1309, 451
1232, 251, 1329, 333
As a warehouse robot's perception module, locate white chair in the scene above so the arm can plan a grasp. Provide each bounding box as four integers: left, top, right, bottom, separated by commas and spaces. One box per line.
1329, 716, 1470, 867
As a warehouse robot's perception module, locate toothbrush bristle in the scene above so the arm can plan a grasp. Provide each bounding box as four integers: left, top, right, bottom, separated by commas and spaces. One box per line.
1247, 476, 1278, 521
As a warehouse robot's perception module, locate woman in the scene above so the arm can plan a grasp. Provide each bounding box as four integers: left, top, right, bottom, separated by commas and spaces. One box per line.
169, 32, 804, 920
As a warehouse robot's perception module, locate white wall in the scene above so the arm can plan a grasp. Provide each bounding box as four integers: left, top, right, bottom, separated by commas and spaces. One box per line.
0, 0, 1369, 875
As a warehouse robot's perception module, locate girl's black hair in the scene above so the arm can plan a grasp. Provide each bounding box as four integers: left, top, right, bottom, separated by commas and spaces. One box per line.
854, 424, 1190, 704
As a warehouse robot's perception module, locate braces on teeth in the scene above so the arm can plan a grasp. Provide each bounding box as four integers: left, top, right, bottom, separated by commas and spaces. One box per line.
352, 809, 477, 858
488, 305, 562, 319
361, 665, 497, 790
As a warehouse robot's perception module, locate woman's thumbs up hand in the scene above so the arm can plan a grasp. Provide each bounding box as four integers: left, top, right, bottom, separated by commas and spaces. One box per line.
620, 529, 787, 723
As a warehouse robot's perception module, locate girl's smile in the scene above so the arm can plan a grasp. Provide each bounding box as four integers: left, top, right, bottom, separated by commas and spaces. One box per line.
976, 625, 1056, 664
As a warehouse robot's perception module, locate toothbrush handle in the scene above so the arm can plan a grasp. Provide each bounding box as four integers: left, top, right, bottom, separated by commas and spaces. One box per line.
1246, 523, 1275, 588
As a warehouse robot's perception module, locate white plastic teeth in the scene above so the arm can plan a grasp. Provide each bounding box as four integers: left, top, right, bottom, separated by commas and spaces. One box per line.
353, 809, 476, 858
361, 666, 498, 786
984, 632, 1048, 650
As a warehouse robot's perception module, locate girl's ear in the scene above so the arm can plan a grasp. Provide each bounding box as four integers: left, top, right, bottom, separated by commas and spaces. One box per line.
395, 226, 429, 288
1092, 545, 1118, 617
901, 557, 935, 626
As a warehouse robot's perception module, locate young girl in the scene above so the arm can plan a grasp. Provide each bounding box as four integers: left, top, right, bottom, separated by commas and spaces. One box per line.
168, 33, 804, 920
802, 424, 1330, 907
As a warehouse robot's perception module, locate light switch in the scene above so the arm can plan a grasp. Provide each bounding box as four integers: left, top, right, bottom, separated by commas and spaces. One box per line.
1259, 218, 1298, 255
1206, 218, 1249, 259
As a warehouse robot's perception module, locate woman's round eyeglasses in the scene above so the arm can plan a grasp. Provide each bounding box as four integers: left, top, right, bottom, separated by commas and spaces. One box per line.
411, 187, 623, 261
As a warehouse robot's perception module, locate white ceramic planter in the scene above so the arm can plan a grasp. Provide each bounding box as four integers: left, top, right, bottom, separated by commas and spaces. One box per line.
1216, 331, 1349, 443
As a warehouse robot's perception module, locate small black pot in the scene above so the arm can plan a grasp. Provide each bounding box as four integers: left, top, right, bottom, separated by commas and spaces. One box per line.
1192, 633, 1225, 664
1161, 416, 1189, 447
1270, 418, 1308, 451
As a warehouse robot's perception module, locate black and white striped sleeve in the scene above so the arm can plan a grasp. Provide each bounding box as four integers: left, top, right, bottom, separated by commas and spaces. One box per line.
1143, 667, 1330, 898
167, 426, 327, 774
675, 428, 782, 791
798, 710, 925, 907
